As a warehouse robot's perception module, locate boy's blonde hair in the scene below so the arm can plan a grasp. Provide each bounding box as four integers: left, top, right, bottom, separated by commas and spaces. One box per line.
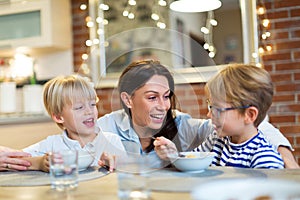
206, 64, 273, 127
43, 74, 97, 129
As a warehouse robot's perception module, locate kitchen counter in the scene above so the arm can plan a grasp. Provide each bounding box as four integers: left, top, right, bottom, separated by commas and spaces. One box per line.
0, 112, 51, 125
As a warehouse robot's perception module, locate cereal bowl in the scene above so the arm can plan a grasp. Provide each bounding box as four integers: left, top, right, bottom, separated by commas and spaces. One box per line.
78, 151, 95, 171
171, 152, 214, 173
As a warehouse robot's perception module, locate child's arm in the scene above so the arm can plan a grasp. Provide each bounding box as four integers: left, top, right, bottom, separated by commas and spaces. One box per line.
22, 154, 49, 172
153, 136, 178, 160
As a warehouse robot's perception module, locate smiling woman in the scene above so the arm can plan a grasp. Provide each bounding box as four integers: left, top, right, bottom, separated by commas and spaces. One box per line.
97, 59, 298, 169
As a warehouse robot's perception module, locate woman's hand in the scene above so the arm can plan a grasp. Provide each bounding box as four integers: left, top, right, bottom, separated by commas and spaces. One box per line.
154, 136, 178, 160
0, 148, 32, 171
98, 152, 115, 172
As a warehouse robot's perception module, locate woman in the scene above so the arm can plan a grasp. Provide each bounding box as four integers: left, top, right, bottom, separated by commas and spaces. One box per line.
97, 60, 299, 168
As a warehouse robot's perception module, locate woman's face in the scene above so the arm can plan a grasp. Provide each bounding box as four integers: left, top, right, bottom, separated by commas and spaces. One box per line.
127, 75, 171, 131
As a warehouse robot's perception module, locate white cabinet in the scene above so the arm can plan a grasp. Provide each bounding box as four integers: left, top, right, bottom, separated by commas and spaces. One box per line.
0, 0, 72, 56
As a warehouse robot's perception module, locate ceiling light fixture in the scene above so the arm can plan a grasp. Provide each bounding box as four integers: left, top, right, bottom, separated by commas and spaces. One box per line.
170, 0, 222, 13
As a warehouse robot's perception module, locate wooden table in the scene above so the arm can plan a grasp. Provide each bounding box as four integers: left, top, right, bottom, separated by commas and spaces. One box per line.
1, 166, 300, 200
0, 172, 190, 200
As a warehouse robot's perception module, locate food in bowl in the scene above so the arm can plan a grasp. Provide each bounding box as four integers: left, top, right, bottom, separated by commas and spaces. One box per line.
172, 152, 214, 173
78, 151, 95, 171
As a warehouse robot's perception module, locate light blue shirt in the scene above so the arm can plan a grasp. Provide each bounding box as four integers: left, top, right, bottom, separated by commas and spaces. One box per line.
97, 109, 292, 155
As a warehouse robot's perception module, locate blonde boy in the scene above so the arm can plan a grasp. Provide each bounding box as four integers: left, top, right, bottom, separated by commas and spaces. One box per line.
22, 75, 124, 172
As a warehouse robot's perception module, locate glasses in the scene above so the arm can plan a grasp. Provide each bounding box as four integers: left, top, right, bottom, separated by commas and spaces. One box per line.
207, 100, 251, 118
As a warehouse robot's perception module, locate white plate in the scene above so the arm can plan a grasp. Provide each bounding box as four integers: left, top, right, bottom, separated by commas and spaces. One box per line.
191, 178, 300, 200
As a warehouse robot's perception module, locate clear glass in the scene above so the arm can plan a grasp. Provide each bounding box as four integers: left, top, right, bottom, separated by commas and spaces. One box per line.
117, 154, 152, 200
49, 150, 78, 191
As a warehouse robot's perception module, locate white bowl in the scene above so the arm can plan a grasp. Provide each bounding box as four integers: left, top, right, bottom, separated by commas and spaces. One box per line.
78, 151, 95, 171
171, 152, 214, 173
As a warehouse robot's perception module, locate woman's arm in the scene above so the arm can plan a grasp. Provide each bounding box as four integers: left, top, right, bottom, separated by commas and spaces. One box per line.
278, 146, 299, 169
258, 120, 299, 168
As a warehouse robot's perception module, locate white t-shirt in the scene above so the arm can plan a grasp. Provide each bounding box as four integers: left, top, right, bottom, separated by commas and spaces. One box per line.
23, 129, 126, 166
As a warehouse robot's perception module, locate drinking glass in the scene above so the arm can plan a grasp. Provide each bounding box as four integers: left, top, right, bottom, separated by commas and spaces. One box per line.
49, 150, 78, 191
117, 154, 152, 200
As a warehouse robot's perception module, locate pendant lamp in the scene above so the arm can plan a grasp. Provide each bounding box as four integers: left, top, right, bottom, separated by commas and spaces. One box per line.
170, 0, 222, 13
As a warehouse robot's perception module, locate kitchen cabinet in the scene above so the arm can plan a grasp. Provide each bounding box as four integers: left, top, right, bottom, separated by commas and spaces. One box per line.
0, 0, 72, 56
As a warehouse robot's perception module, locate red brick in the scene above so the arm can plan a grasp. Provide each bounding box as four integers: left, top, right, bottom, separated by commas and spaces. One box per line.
294, 72, 300, 80
296, 137, 300, 145
272, 94, 295, 102
277, 104, 300, 112
270, 73, 292, 82
270, 115, 296, 123
276, 40, 300, 50
274, 0, 300, 9
272, 31, 289, 40
275, 20, 300, 29
262, 2, 272, 10
291, 30, 300, 38
264, 10, 289, 20
275, 83, 300, 92
294, 51, 300, 60
280, 126, 300, 134
291, 8, 300, 17
276, 62, 300, 71
263, 64, 273, 72
262, 52, 291, 62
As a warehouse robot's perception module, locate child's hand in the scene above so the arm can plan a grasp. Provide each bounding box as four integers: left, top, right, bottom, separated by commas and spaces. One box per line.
98, 152, 115, 172
40, 154, 50, 172
23, 154, 49, 172
154, 136, 178, 160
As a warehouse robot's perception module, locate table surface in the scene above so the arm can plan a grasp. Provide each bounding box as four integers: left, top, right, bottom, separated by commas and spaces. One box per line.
1, 166, 300, 200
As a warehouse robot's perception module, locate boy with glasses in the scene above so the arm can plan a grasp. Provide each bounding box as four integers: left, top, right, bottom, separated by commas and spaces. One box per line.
154, 64, 284, 169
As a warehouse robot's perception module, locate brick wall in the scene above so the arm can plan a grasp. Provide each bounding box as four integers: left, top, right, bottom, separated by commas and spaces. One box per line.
71, 0, 89, 73
258, 0, 300, 163
71, 0, 300, 164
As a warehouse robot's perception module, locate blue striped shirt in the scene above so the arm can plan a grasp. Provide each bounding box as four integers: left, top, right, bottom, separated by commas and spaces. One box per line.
193, 130, 284, 169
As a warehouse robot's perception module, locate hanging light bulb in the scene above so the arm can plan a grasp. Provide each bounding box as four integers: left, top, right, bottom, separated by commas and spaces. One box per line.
257, 7, 265, 15
123, 10, 129, 17
170, 0, 222, 13
157, 21, 166, 29
99, 3, 109, 11
210, 19, 218, 26
262, 19, 270, 27
158, 0, 167, 6
258, 47, 264, 54
80, 4, 87, 10
203, 43, 209, 50
128, 0, 136, 6
128, 13, 135, 19
151, 13, 160, 21
200, 27, 209, 34
266, 45, 272, 51
208, 51, 215, 58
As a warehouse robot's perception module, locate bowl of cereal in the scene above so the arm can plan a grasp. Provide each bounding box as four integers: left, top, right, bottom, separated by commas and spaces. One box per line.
78, 151, 95, 171
171, 152, 214, 173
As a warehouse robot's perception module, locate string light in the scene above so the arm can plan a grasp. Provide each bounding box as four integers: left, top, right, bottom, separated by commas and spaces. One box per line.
201, 11, 217, 58
256, 0, 272, 66
80, 4, 87, 10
